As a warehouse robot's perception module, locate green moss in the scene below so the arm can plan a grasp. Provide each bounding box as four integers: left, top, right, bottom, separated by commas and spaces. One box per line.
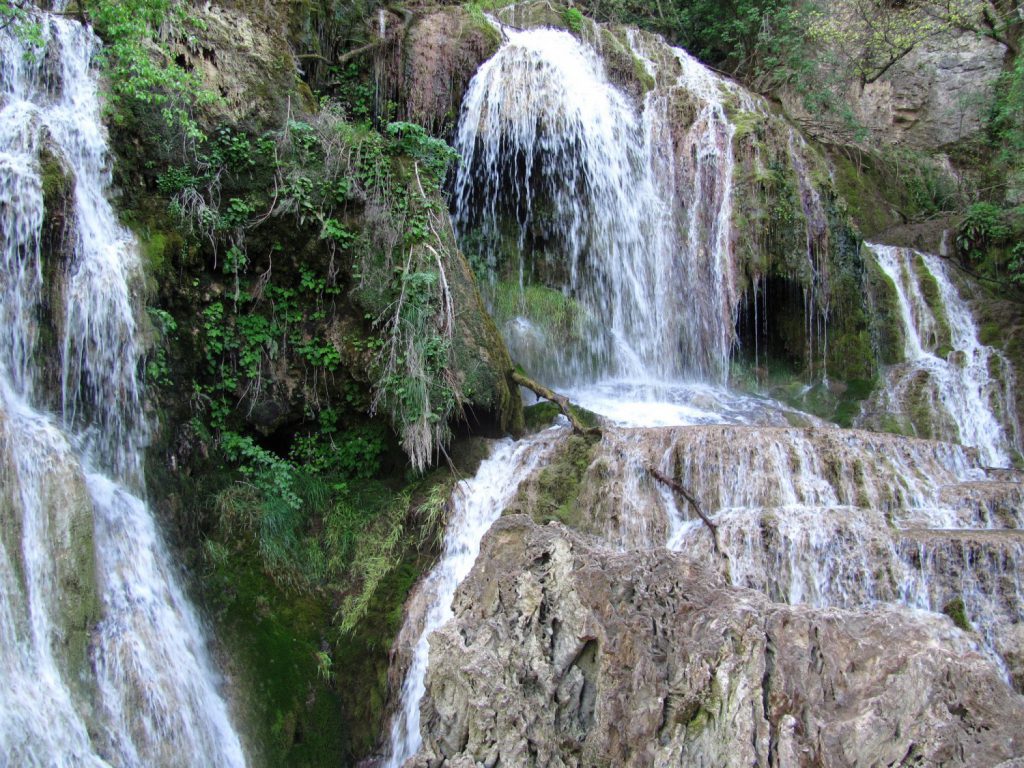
490, 281, 589, 346
463, 4, 504, 49
863, 250, 906, 365
912, 254, 952, 352
593, 26, 655, 96
512, 433, 598, 528
905, 371, 940, 439
562, 6, 584, 33
730, 110, 764, 142
827, 145, 964, 236
828, 150, 895, 236
135, 227, 185, 284
332, 551, 432, 759
39, 147, 73, 204
878, 413, 910, 436
632, 52, 656, 93
205, 552, 344, 767
942, 597, 972, 632
524, 401, 561, 432
979, 322, 1001, 346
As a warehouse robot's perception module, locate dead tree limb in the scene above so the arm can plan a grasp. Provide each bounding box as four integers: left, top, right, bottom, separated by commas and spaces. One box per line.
511, 370, 600, 436
649, 467, 721, 555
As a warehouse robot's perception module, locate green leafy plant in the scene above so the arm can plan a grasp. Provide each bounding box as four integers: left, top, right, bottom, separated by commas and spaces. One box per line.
81, 0, 216, 137
562, 6, 584, 33
957, 202, 1010, 263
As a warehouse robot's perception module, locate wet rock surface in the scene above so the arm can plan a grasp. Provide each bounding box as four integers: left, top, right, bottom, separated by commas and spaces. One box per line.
411, 516, 1024, 768
492, 423, 1024, 694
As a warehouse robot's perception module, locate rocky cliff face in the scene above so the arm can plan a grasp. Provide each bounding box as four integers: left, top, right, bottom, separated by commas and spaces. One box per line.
498, 423, 1024, 688
412, 516, 1024, 768
781, 26, 1006, 150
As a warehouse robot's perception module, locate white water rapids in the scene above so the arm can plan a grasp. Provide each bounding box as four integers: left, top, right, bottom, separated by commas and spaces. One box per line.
0, 11, 246, 766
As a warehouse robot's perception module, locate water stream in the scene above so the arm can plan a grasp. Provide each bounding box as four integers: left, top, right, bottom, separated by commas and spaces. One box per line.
865, 243, 1018, 467
1, 12, 246, 766
384, 430, 562, 768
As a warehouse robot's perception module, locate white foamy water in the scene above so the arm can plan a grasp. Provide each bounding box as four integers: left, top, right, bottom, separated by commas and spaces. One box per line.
0, 11, 246, 766
453, 23, 744, 388
384, 430, 562, 767
866, 243, 1018, 467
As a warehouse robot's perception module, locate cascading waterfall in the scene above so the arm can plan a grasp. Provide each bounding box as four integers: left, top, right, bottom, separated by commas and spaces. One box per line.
384, 430, 562, 767
0, 11, 246, 766
453, 25, 663, 385
386, 23, 767, 761
865, 243, 1018, 467
573, 424, 1023, 676
384, 11, 1024, 764
453, 23, 740, 392
629, 33, 739, 384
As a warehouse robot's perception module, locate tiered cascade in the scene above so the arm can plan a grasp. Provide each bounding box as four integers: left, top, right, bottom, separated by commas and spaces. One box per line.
384, 11, 1024, 765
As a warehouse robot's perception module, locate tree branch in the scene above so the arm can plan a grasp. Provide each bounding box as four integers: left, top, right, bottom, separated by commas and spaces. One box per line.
511, 370, 600, 436
649, 467, 721, 555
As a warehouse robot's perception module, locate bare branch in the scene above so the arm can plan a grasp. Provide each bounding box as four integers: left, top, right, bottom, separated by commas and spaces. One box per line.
649, 467, 721, 555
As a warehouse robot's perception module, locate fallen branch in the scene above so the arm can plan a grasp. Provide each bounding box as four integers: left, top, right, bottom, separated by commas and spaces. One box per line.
649, 467, 720, 555
511, 370, 600, 436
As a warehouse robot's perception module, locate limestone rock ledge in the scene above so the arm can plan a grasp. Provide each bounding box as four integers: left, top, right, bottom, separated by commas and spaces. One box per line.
411, 516, 1024, 768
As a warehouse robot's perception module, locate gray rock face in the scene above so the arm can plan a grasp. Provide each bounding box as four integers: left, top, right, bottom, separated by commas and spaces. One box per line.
411, 516, 1024, 768
501, 424, 1024, 688
377, 8, 502, 138
853, 33, 1005, 148
779, 15, 1006, 149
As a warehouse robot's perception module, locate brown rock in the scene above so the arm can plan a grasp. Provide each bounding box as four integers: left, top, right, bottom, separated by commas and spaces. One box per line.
412, 516, 1024, 767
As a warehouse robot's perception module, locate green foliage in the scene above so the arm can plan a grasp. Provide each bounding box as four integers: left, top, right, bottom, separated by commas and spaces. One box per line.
155, 107, 467, 599
385, 121, 460, 189
80, 0, 215, 137
329, 62, 376, 121
573, 0, 803, 79
957, 202, 1010, 263
562, 6, 584, 33
990, 52, 1024, 184
145, 306, 177, 387
336, 491, 408, 634
1, 1, 44, 52
156, 165, 200, 194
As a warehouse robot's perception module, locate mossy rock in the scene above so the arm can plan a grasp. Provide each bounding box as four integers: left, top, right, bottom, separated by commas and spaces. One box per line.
39, 145, 74, 207
942, 597, 972, 632
912, 253, 953, 352
863, 248, 907, 366
522, 399, 600, 433
506, 433, 598, 528
0, 409, 100, 704
597, 26, 655, 105
827, 149, 899, 237
202, 551, 345, 767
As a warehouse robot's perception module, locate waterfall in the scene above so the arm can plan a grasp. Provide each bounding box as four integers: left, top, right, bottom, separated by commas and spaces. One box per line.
1, 12, 246, 766
865, 243, 1018, 467
384, 12, 1024, 764
453, 24, 741, 394
384, 430, 562, 767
